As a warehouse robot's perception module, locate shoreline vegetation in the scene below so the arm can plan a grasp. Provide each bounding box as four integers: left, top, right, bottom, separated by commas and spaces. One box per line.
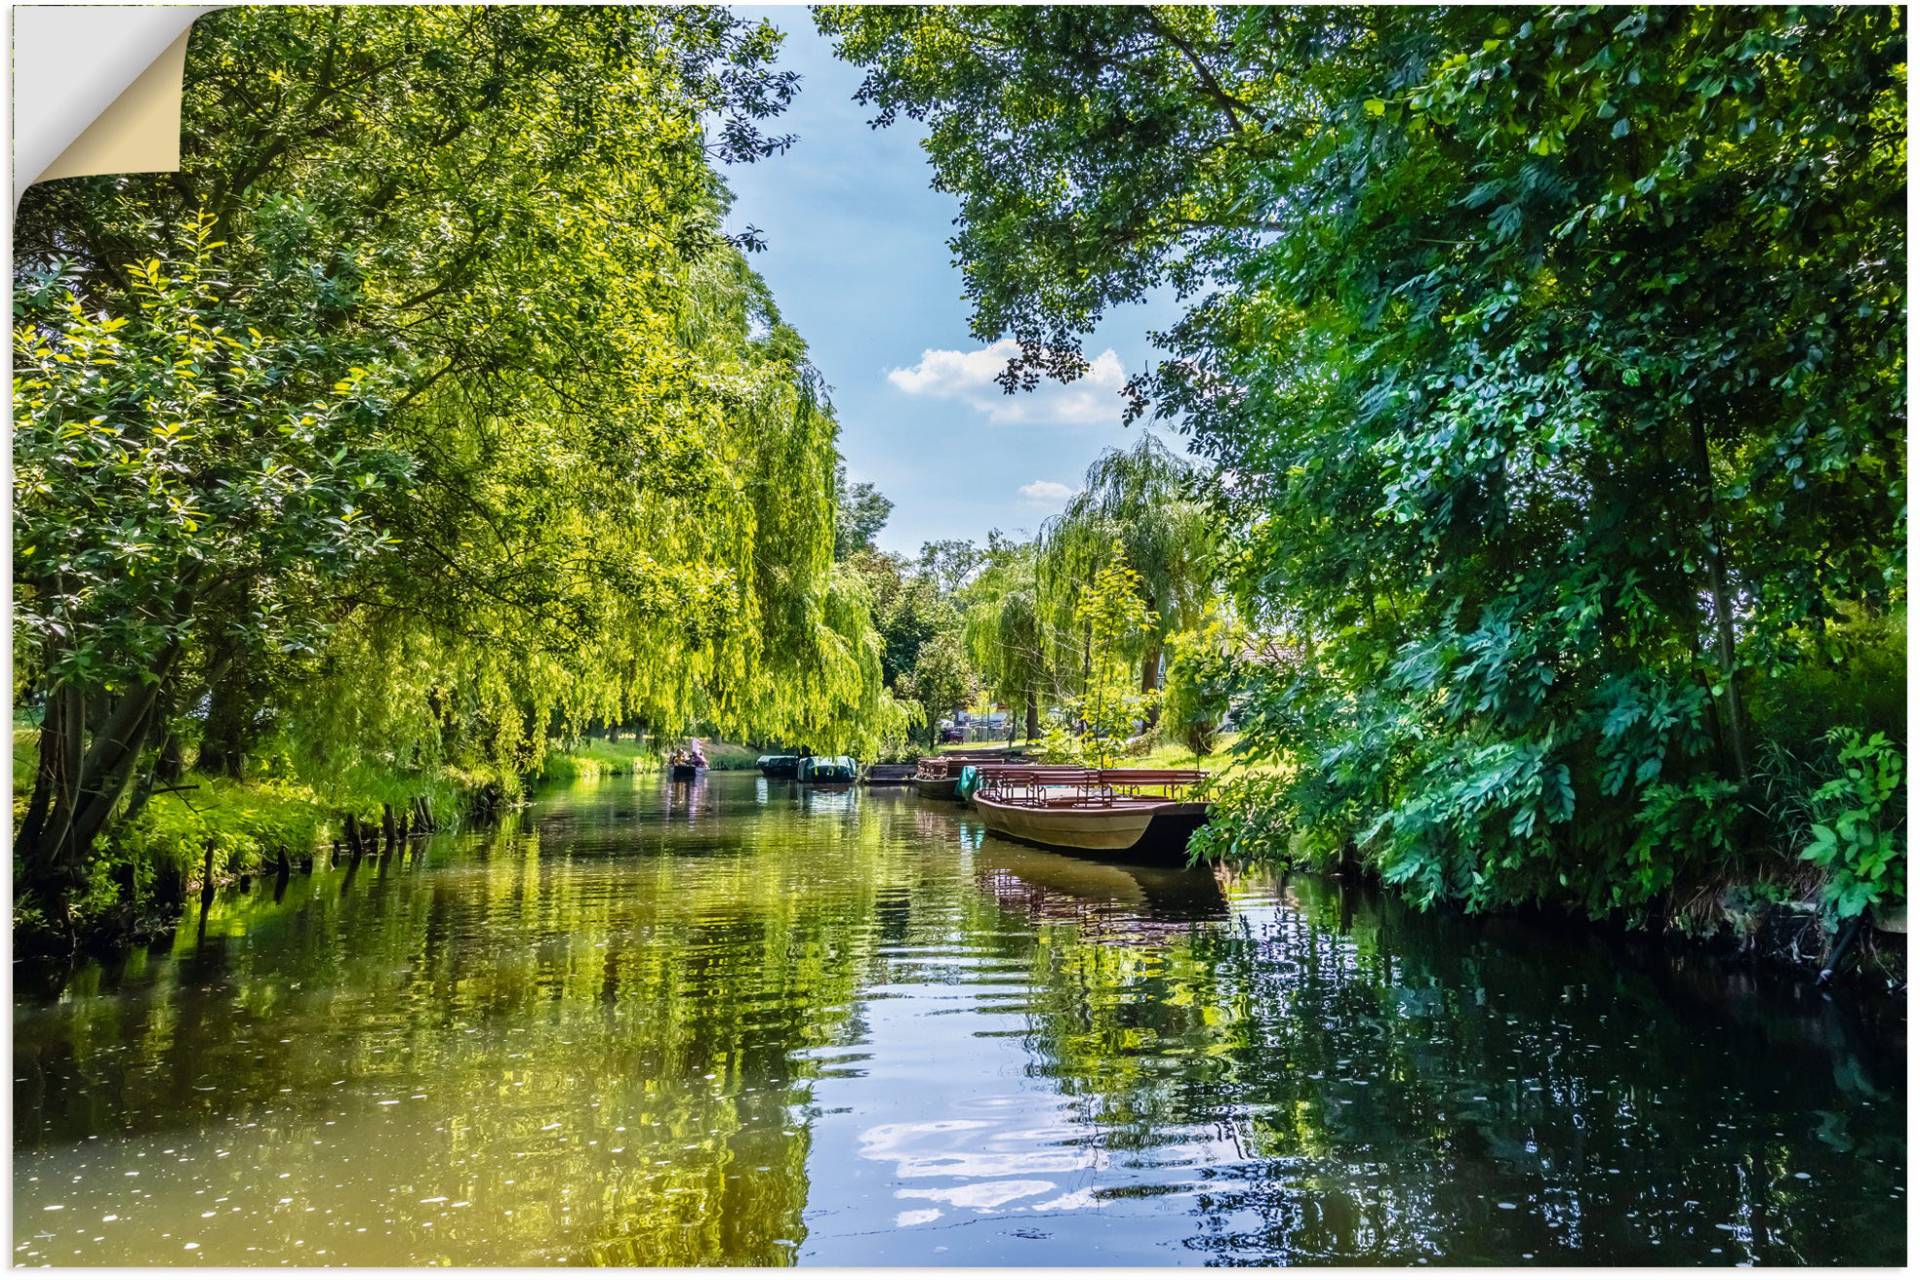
12, 8, 1904, 984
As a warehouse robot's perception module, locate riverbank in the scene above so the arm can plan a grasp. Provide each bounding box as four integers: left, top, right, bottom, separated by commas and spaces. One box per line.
9, 729, 669, 957
13, 727, 1901, 992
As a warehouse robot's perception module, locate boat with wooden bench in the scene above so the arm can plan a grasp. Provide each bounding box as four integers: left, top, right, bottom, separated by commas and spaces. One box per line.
971, 767, 1210, 864
911, 749, 1025, 802
862, 762, 917, 786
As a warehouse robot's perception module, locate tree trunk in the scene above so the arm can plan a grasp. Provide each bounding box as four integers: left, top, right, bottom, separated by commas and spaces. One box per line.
16, 685, 80, 866
18, 648, 179, 899
154, 730, 186, 784
1689, 411, 1749, 783
1140, 637, 1163, 728
1024, 687, 1040, 742
199, 669, 254, 781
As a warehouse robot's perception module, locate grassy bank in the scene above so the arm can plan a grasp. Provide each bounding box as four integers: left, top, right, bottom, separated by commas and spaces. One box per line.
14, 725, 531, 954
535, 737, 660, 783
534, 737, 767, 782
934, 730, 1250, 774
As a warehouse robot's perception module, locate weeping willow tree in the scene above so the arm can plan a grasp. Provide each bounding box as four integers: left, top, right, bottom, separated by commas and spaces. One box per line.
961, 540, 1050, 742
1037, 434, 1215, 705
12, 6, 898, 925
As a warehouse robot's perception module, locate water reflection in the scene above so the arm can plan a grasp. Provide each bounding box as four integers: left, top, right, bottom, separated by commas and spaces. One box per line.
12, 774, 1905, 1266
972, 844, 1227, 942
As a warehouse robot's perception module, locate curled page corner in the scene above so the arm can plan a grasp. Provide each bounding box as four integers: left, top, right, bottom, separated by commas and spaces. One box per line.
12, 6, 214, 208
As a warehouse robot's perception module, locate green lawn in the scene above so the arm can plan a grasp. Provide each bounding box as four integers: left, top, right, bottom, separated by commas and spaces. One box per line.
934, 730, 1255, 774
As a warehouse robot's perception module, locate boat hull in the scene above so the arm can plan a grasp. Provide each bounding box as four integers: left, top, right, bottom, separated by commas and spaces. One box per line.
913, 777, 960, 802
670, 764, 705, 782
972, 795, 1208, 865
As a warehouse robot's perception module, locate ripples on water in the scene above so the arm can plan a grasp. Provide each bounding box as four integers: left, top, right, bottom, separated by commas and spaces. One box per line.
12, 773, 1906, 1265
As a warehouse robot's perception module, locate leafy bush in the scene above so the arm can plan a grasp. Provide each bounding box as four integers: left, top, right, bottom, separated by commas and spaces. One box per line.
1799, 728, 1905, 919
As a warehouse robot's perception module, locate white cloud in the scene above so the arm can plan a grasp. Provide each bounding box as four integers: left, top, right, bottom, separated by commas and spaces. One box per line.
886, 338, 1128, 426
1018, 480, 1075, 508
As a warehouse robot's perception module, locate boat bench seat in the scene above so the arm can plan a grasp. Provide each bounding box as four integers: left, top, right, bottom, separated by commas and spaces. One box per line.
1098, 768, 1209, 797
1005, 767, 1103, 786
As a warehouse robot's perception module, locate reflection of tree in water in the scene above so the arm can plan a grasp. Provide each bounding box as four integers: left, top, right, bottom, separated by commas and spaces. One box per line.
12, 784, 1904, 1266
12, 788, 933, 1266
976, 872, 1903, 1265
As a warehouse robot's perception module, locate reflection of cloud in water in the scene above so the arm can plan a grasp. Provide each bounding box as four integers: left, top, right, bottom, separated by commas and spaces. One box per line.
898, 1179, 1059, 1211
858, 1117, 1095, 1181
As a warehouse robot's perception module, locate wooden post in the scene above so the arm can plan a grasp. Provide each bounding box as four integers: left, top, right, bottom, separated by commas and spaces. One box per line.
381, 802, 398, 851
200, 838, 216, 905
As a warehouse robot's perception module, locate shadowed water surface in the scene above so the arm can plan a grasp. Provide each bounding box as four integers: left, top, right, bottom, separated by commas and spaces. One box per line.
12, 773, 1905, 1265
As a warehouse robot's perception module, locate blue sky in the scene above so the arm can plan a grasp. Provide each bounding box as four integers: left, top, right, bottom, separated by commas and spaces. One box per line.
721, 6, 1185, 558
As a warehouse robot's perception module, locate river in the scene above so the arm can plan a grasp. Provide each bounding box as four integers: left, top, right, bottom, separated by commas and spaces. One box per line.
11, 772, 1906, 1265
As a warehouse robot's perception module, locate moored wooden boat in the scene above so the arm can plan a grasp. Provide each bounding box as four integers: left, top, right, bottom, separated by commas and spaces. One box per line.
863, 762, 916, 786
912, 749, 1025, 801
971, 767, 1211, 865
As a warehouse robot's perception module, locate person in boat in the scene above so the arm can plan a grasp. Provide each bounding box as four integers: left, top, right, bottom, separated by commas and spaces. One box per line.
688, 739, 708, 769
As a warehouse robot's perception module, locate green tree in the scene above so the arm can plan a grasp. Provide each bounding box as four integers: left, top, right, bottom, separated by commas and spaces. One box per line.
916, 538, 982, 595
961, 538, 1051, 742
1072, 545, 1159, 767
833, 463, 894, 559
820, 5, 1906, 919
898, 628, 973, 748
1038, 433, 1213, 707
13, 222, 404, 894
13, 6, 902, 931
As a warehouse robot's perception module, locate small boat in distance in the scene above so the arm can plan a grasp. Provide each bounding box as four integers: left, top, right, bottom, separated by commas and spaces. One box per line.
971, 767, 1210, 865
797, 755, 858, 786
670, 740, 709, 781
757, 754, 800, 779
862, 763, 916, 786
912, 749, 1025, 802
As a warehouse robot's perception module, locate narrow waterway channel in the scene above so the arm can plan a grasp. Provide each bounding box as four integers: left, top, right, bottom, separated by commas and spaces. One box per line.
12, 772, 1906, 1266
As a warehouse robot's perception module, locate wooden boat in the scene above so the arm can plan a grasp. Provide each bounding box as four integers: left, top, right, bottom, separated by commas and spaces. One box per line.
797, 755, 858, 785
757, 754, 800, 779
670, 762, 705, 782
862, 762, 916, 786
912, 749, 1025, 801
971, 767, 1210, 865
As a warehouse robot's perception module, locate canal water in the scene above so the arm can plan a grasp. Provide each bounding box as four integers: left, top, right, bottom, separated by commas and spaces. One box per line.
12, 772, 1906, 1266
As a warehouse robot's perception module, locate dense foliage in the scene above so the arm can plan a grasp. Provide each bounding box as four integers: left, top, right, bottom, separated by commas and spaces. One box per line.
819, 4, 1906, 924
13, 6, 900, 933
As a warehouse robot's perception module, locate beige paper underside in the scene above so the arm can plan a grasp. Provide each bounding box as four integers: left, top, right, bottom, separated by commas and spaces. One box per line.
35, 28, 192, 184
